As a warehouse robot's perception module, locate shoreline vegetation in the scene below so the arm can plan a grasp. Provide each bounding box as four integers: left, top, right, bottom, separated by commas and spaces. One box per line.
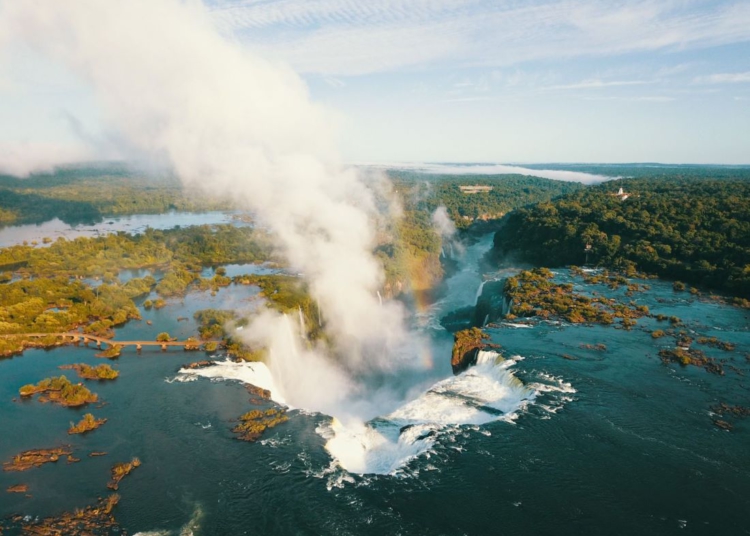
504, 267, 650, 327
492, 176, 750, 299
59, 363, 119, 380
68, 413, 107, 435
19, 375, 98, 407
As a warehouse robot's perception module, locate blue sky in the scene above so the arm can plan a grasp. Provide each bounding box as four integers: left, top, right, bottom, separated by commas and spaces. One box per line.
1, 0, 749, 171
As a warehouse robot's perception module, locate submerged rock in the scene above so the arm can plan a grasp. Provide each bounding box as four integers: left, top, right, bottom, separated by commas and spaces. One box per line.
246, 384, 271, 401
107, 458, 141, 490
233, 408, 288, 441
5, 494, 121, 534
3, 447, 73, 472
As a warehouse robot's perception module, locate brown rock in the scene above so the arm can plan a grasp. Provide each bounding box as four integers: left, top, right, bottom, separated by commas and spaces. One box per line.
451, 328, 491, 375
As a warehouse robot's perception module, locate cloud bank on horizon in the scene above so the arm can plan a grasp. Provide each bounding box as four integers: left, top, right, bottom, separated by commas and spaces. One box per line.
363, 162, 610, 184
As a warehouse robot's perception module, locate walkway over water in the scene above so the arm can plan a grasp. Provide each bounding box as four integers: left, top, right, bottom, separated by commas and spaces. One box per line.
0, 332, 201, 351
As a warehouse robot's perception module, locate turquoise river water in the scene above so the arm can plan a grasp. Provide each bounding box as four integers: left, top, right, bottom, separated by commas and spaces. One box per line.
0, 229, 748, 535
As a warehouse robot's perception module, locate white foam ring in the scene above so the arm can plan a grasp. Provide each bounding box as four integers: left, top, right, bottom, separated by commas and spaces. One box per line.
176, 353, 574, 478
323, 351, 573, 476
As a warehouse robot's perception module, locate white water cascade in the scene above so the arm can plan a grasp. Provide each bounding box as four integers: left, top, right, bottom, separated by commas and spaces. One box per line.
175, 233, 575, 478
323, 351, 555, 475
298, 306, 306, 340
475, 280, 487, 303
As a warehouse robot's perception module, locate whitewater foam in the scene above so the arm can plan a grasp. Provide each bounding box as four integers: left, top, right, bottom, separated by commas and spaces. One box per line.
176, 359, 284, 404
321, 351, 569, 476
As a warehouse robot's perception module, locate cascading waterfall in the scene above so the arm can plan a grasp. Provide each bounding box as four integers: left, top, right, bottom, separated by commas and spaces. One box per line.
175, 231, 575, 479
322, 350, 572, 476
298, 306, 306, 340
377, 290, 383, 307
475, 280, 487, 303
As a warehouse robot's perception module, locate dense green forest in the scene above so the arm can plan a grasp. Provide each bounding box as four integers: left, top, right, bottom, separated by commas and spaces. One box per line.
388, 172, 584, 229
0, 165, 620, 358
493, 176, 750, 297
375, 172, 584, 293
519, 164, 750, 181
0, 165, 233, 225
0, 224, 275, 279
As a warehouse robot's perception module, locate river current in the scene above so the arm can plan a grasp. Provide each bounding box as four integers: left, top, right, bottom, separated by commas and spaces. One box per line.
1, 230, 749, 535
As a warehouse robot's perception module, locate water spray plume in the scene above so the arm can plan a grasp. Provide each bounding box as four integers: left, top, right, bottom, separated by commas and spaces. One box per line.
0, 0, 417, 415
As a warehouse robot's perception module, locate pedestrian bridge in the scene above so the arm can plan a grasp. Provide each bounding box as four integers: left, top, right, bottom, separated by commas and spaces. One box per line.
0, 332, 201, 351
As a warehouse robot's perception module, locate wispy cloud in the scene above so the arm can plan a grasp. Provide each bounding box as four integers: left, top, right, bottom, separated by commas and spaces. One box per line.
693, 71, 750, 84
580, 95, 675, 102
208, 0, 750, 76
543, 79, 652, 91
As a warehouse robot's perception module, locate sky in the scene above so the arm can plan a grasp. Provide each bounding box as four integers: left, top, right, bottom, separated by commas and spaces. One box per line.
1, 0, 749, 174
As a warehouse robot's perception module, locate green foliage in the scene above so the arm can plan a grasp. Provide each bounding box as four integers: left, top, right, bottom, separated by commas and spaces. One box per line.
68, 413, 107, 435
194, 309, 237, 340
232, 408, 289, 441
19, 375, 98, 406
494, 176, 750, 297
0, 277, 140, 337
0, 164, 233, 226
0, 224, 274, 280
156, 332, 171, 342
389, 172, 584, 229
60, 363, 119, 380
505, 268, 648, 326
245, 275, 323, 341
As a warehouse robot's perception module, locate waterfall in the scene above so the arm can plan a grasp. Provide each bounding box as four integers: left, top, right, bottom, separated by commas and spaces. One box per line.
298, 306, 306, 339
475, 280, 487, 304
441, 246, 445, 259
377, 290, 383, 307
482, 314, 490, 327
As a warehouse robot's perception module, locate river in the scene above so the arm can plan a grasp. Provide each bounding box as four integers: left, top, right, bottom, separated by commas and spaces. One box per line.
0, 211, 250, 248
0, 229, 749, 535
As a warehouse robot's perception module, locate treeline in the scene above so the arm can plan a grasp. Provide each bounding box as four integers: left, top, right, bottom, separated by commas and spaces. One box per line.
493, 176, 750, 296
389, 172, 584, 229
374, 173, 583, 293
0, 224, 275, 279
0, 165, 233, 226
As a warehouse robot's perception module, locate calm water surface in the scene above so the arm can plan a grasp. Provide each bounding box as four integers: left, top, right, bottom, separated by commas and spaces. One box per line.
0, 211, 249, 248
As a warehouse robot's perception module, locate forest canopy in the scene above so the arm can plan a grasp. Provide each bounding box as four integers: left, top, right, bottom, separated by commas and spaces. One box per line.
493, 176, 750, 297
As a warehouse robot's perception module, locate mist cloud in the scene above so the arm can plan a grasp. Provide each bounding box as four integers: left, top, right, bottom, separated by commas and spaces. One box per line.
0, 0, 416, 414
0, 140, 91, 176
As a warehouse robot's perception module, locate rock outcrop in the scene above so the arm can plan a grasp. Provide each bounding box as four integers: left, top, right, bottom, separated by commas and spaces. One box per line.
451, 328, 490, 375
